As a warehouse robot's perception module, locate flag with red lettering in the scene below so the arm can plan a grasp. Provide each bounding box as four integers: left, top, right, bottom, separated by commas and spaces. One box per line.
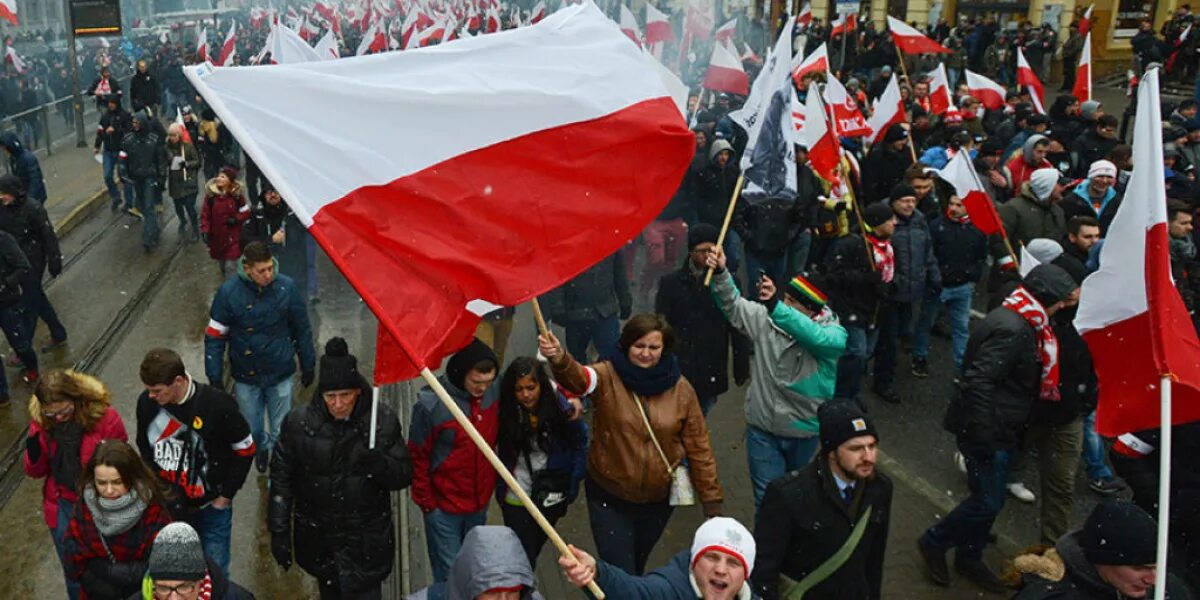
824, 75, 871, 137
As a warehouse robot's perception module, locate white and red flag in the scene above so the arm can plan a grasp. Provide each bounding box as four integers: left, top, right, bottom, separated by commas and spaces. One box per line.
934, 150, 1002, 235
269, 23, 322, 64
184, 3, 693, 383
250, 7, 269, 29
644, 2, 674, 44
715, 17, 737, 42
1078, 3, 1093, 35
887, 16, 950, 54
174, 109, 193, 144
965, 69, 1006, 110
619, 4, 642, 46
791, 42, 828, 84
357, 19, 388, 54
315, 30, 340, 59
1075, 67, 1200, 436
866, 74, 904, 144
314, 1, 336, 22
831, 12, 856, 37
216, 21, 238, 66
5, 44, 25, 74
795, 2, 811, 27
1016, 47, 1045, 114
824, 75, 871, 137
0, 0, 16, 26
798, 82, 839, 182
684, 0, 714, 39
741, 43, 759, 63
530, 0, 546, 23
196, 27, 208, 62
1072, 32, 1092, 103
927, 62, 954, 115
702, 41, 749, 95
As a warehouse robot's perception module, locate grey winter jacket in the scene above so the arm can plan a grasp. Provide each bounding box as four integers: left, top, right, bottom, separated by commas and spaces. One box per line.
711, 271, 847, 438
990, 184, 1067, 262
406, 526, 545, 600
890, 210, 941, 303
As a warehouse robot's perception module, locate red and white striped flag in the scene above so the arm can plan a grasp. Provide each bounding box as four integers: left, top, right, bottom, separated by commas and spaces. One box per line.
644, 2, 674, 44
965, 69, 1006, 110
185, 4, 693, 383
831, 12, 856, 37
197, 27, 208, 62
934, 150, 1001, 234
1072, 32, 1092, 104
866, 74, 904, 144
216, 21, 238, 66
798, 82, 840, 182
715, 17, 736, 42
530, 0, 546, 23
703, 41, 749, 95
1017, 47, 1045, 114
1079, 3, 1093, 35
5, 45, 25, 74
791, 42, 828, 84
619, 3, 642, 46
1075, 67, 1200, 436
928, 62, 954, 114
887, 16, 950, 54
174, 109, 193, 144
315, 30, 340, 59
796, 2, 811, 27
0, 0, 16, 25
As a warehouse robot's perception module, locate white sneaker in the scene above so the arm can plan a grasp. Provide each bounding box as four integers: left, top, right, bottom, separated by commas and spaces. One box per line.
1007, 482, 1036, 503
954, 452, 967, 475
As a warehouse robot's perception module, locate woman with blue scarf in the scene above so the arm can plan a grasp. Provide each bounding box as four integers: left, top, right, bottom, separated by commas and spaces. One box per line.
539, 314, 724, 576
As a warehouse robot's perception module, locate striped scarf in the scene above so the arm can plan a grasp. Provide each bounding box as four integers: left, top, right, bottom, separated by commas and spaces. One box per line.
1002, 286, 1061, 402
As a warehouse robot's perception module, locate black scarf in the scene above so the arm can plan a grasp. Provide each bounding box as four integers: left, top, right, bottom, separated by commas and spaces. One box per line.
606, 350, 682, 397
49, 421, 84, 490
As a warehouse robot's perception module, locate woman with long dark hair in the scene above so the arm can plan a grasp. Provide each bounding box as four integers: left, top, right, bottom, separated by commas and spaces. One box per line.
495, 356, 588, 568
63, 440, 172, 600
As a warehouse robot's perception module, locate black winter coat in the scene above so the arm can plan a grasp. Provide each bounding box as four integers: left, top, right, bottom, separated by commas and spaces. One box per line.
817, 233, 886, 328
269, 382, 413, 594
929, 214, 987, 287
694, 161, 741, 228
752, 459, 892, 600
890, 211, 941, 303
655, 264, 750, 398
1069, 131, 1119, 178
734, 165, 821, 257
540, 252, 631, 323
129, 72, 158, 111
861, 145, 913, 204
94, 108, 131, 153
944, 307, 1040, 450
0, 195, 60, 277
0, 229, 29, 308
119, 129, 167, 182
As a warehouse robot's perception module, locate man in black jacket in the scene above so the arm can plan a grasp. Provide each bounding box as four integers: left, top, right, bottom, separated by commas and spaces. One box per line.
655, 224, 750, 416
861, 124, 914, 204
920, 264, 1079, 592
735, 144, 821, 286
753, 401, 892, 600
0, 174, 65, 363
136, 347, 255, 579
270, 337, 413, 599
915, 194, 988, 372
820, 202, 893, 406
93, 94, 134, 212
120, 113, 168, 251
539, 250, 631, 362
129, 59, 159, 114
0, 227, 32, 403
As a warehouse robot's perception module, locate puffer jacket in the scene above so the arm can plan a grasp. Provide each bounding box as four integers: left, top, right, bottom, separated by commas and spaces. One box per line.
593, 550, 761, 600
551, 353, 723, 507
406, 526, 545, 600
200, 179, 249, 261
269, 378, 413, 595
0, 193, 61, 277
204, 258, 316, 387
1012, 531, 1193, 599
408, 375, 501, 514
990, 184, 1067, 263
539, 252, 631, 324
1, 132, 45, 202
711, 271, 846, 438
890, 210, 941, 303
118, 128, 166, 182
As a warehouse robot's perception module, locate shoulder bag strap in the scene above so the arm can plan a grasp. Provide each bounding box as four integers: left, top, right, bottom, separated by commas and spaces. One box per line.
780, 505, 875, 600
632, 393, 673, 476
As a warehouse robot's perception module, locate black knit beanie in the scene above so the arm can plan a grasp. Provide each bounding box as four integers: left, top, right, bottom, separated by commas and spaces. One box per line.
318, 337, 364, 394
818, 401, 878, 456
863, 202, 894, 229
445, 338, 499, 391
687, 223, 720, 250
1080, 500, 1158, 566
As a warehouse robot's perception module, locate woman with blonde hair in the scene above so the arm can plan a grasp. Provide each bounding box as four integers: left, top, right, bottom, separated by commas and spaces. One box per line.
23, 369, 127, 600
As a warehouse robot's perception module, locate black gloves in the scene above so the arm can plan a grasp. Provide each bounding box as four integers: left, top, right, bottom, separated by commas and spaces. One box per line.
270, 534, 292, 570
25, 433, 40, 463
301, 370, 314, 388
619, 305, 632, 320
356, 450, 389, 478
224, 217, 238, 226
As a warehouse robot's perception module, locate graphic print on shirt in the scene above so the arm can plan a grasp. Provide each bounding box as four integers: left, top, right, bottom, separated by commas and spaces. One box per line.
147, 409, 211, 499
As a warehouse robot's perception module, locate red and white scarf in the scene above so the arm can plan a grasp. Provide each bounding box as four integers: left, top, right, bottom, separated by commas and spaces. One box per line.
867, 235, 895, 283
1002, 286, 1060, 401
947, 207, 970, 226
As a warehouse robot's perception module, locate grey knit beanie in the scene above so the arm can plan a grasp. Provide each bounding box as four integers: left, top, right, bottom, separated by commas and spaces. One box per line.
147, 522, 207, 581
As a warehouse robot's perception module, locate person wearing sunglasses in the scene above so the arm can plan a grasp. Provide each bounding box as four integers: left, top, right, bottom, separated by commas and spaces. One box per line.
23, 369, 127, 600
139, 522, 253, 599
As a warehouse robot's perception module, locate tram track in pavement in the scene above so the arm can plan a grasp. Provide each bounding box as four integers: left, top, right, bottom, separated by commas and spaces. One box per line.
0, 210, 187, 511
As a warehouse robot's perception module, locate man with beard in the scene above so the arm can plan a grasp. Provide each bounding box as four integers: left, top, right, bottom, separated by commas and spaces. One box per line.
751, 402, 891, 600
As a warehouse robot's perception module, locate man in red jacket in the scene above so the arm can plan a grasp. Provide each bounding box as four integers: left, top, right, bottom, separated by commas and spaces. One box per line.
408, 339, 500, 582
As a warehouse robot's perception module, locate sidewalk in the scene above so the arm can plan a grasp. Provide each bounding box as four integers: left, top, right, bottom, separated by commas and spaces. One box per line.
39, 145, 107, 235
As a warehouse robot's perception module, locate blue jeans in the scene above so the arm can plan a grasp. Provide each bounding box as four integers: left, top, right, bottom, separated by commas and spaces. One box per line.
424, 508, 487, 582
234, 378, 293, 454
1082, 410, 1115, 480
922, 443, 1013, 562
52, 497, 81, 600
834, 325, 879, 403
586, 479, 674, 576
21, 272, 67, 344
185, 502, 233, 578
563, 314, 619, 363
746, 425, 820, 508
915, 283, 974, 369
132, 178, 160, 248
102, 150, 133, 208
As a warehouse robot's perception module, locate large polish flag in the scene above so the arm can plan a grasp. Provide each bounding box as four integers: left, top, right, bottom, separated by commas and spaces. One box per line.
216, 22, 238, 66
0, 0, 17, 26
619, 3, 642, 46
1017, 47, 1045, 114
928, 62, 954, 114
702, 41, 749, 95
644, 2, 674, 43
184, 3, 694, 383
966, 69, 1006, 110
1075, 68, 1200, 436
1072, 32, 1092, 104
866, 74, 904, 144
887, 16, 950, 54
791, 42, 828, 84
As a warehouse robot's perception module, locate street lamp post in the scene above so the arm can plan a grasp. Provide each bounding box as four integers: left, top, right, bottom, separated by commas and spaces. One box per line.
62, 0, 86, 147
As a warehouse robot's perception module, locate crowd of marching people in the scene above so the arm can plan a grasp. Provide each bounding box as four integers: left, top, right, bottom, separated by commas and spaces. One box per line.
10, 0, 1200, 599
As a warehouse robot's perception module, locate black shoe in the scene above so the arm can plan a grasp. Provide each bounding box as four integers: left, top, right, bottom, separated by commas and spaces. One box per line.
873, 385, 901, 404
0, 394, 9, 406
40, 338, 66, 353
1088, 477, 1125, 496
255, 449, 270, 474
917, 537, 951, 587
955, 559, 1007, 593
911, 357, 930, 378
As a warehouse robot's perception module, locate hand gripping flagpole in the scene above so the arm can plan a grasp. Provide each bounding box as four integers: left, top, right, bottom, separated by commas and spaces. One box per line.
1155, 374, 1172, 600
418, 367, 607, 599
704, 173, 746, 287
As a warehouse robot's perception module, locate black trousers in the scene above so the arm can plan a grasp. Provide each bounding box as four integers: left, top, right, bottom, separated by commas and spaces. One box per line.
585, 478, 673, 575
500, 499, 566, 569
318, 580, 381, 600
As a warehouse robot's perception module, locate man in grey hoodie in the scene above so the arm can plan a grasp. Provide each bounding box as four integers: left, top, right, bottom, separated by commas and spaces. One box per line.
407, 526, 545, 600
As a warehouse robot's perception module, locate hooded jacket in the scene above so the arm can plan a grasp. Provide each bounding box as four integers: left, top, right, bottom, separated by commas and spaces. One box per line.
711, 271, 847, 438
269, 374, 412, 594
990, 183, 1067, 263
204, 258, 316, 387
1004, 134, 1053, 194
1061, 180, 1121, 235
1012, 531, 1192, 599
0, 190, 61, 278
695, 140, 742, 227
1, 132, 45, 203
406, 526, 545, 600
200, 179, 249, 261
591, 550, 761, 600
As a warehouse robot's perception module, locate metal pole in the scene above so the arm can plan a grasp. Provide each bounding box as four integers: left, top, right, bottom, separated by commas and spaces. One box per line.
40, 105, 51, 156
1154, 375, 1171, 600
63, 0, 86, 147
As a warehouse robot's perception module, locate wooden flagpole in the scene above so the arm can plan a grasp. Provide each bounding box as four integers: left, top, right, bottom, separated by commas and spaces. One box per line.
1154, 374, 1172, 600
704, 173, 746, 286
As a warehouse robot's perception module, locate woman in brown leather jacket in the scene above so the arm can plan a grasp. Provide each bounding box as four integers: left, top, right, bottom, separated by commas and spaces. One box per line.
539, 313, 723, 576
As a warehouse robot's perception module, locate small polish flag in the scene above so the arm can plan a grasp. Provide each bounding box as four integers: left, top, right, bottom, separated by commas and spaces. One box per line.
1079, 3, 1093, 36
357, 20, 387, 54
796, 2, 811, 27
619, 4, 642, 46
217, 21, 238, 66
791, 42, 828, 84
798, 82, 840, 182
933, 151, 1002, 235
965, 69, 1006, 110
927, 62, 954, 115
741, 43, 759, 63
866, 74, 905, 144
644, 2, 674, 44
703, 41, 749, 96
824, 75, 871, 137
715, 17, 737, 42
196, 27, 208, 61
831, 12, 856, 37
887, 16, 951, 54
5, 45, 25, 74
315, 30, 340, 59
0, 0, 16, 26
1016, 47, 1045, 114
174, 109, 193, 144
1072, 32, 1092, 104
530, 0, 546, 23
